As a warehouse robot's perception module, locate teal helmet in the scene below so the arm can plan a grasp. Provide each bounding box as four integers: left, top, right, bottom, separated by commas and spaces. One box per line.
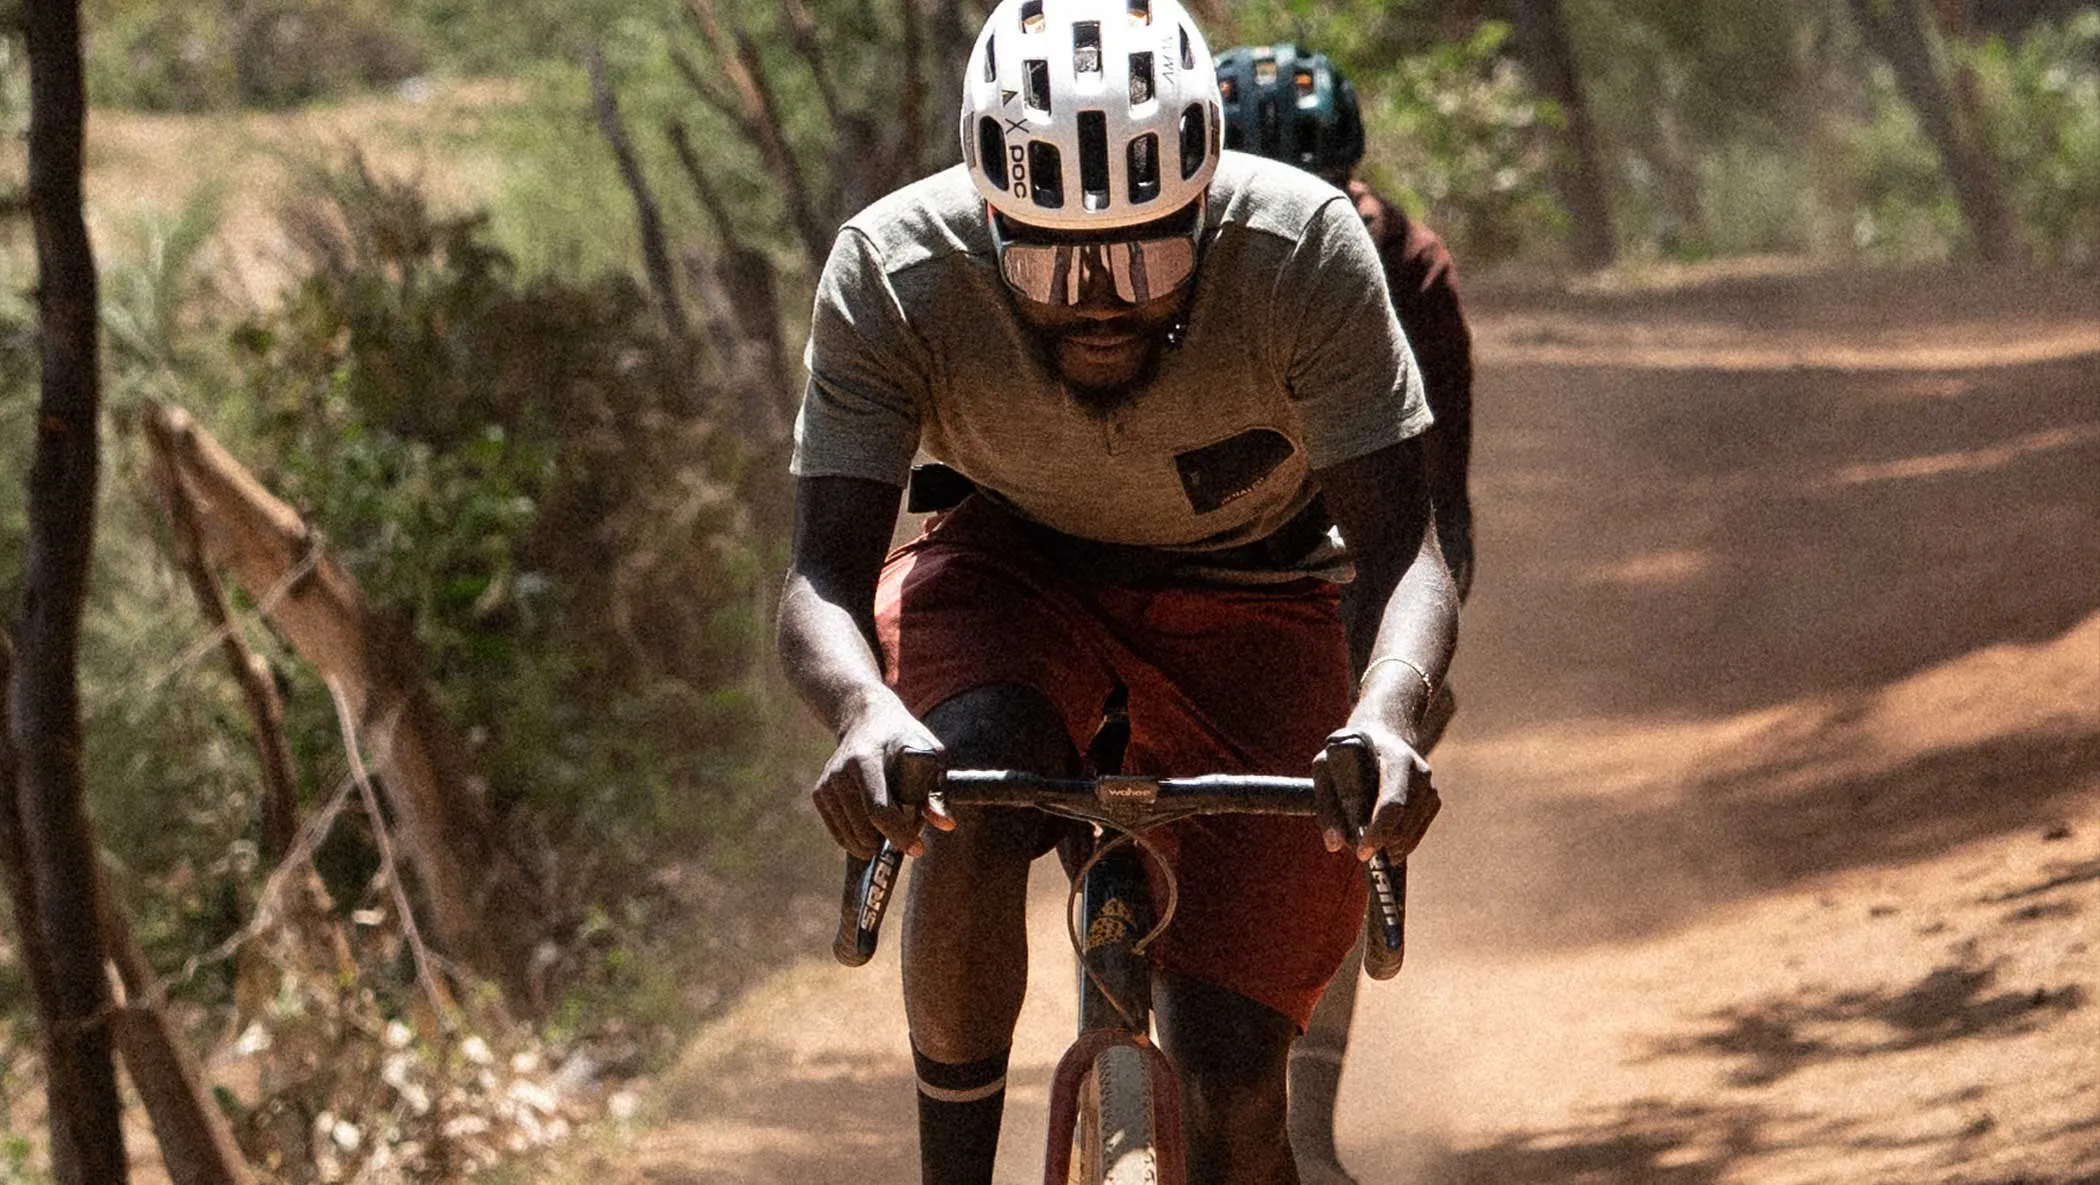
1213, 43, 1365, 179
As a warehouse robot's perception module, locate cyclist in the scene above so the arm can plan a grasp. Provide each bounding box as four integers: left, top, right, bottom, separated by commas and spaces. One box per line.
1212, 41, 1478, 1185
778, 2, 1458, 1181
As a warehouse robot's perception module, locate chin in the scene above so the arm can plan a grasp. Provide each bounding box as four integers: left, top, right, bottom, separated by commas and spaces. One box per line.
1056, 345, 1155, 413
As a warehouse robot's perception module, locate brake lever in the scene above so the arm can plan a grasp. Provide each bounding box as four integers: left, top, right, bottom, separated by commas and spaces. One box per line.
1327, 735, 1405, 980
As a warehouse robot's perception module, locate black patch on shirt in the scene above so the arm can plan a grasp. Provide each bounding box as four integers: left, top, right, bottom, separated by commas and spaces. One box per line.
1174, 429, 1295, 514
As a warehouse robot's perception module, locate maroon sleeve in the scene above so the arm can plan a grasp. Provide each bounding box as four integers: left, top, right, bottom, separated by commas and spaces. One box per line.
1350, 181, 1475, 592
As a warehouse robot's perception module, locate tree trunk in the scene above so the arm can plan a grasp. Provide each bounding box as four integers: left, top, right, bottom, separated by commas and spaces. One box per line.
12, 0, 132, 1179
97, 865, 258, 1185
1846, 0, 2017, 263
1506, 0, 1618, 267
585, 47, 688, 344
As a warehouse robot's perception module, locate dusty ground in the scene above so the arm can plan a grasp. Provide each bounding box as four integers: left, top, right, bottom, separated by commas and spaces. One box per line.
538, 260, 2100, 1185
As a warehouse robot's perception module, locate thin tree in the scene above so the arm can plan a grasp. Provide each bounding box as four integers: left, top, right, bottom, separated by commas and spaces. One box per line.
1506, 0, 1618, 267
1846, 0, 2016, 263
8, 0, 129, 1179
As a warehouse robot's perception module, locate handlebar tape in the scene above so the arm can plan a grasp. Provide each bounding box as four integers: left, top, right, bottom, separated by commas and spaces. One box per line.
832, 840, 904, 968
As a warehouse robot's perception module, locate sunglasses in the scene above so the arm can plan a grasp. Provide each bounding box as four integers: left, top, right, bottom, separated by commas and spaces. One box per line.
990, 200, 1204, 307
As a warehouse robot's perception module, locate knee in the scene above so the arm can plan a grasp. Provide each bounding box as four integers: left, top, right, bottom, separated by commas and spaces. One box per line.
1158, 975, 1294, 1120
1179, 1036, 1289, 1113
923, 682, 1076, 774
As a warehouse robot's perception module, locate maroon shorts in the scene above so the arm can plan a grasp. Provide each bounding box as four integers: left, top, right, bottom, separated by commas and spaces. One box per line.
875, 498, 1366, 1029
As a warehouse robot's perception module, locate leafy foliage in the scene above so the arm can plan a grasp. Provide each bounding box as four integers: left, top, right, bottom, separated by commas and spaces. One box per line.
1967, 11, 2100, 265
1205, 3, 1566, 261
85, 0, 424, 111
229, 157, 768, 869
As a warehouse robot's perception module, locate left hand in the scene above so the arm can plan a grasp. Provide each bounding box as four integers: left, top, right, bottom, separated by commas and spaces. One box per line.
1312, 722, 1440, 862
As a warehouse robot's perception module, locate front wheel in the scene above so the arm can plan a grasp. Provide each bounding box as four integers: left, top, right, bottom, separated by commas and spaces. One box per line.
1047, 1032, 1185, 1185
1073, 1042, 1159, 1185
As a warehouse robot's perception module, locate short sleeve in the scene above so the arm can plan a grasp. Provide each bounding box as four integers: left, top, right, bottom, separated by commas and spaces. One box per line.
1278, 197, 1433, 469
790, 227, 928, 485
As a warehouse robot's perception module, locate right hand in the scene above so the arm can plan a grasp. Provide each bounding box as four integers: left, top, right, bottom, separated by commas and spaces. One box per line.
812, 693, 950, 859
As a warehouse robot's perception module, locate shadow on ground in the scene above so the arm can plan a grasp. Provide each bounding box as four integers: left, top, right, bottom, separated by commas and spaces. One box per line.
1650, 957, 2087, 1088
1361, 1096, 2100, 1185
1462, 345, 2100, 730
631, 1048, 1054, 1185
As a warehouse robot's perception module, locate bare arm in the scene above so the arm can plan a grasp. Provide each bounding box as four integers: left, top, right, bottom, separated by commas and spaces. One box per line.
1311, 437, 1459, 859
777, 474, 946, 858
1386, 215, 1476, 601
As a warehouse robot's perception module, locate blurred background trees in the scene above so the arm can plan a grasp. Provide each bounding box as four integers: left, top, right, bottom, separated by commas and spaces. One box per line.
0, 0, 2097, 1178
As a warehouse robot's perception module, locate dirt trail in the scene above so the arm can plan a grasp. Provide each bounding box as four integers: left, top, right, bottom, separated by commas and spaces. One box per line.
553, 263, 2100, 1185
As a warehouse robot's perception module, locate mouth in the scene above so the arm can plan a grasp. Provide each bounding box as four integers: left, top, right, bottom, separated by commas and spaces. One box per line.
1062, 325, 1143, 350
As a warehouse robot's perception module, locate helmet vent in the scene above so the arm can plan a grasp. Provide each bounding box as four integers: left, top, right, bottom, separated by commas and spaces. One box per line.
1029, 141, 1066, 208
1178, 102, 1207, 179
983, 35, 998, 79
1019, 0, 1045, 34
1257, 93, 1279, 154
1176, 102, 1209, 179
1128, 52, 1154, 105
977, 117, 1006, 190
1025, 59, 1052, 112
1127, 133, 1161, 203
1179, 25, 1194, 69
1073, 21, 1102, 75
1126, 0, 1151, 26
1078, 109, 1110, 209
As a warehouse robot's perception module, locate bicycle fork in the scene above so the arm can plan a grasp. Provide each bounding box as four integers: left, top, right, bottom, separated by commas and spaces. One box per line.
1043, 838, 1188, 1185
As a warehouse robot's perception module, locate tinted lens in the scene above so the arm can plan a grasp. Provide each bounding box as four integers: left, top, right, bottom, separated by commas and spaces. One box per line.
997, 235, 1197, 306
1000, 243, 1078, 304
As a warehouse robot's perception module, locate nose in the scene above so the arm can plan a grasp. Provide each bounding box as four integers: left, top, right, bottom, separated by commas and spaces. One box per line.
1070, 245, 1134, 316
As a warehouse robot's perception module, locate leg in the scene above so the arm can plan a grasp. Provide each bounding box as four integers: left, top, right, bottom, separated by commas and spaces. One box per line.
1288, 943, 1360, 1185
904, 683, 1077, 1185
1155, 971, 1301, 1185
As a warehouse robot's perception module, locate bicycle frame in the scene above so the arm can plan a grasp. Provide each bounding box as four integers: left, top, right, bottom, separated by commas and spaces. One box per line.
831, 757, 1406, 1185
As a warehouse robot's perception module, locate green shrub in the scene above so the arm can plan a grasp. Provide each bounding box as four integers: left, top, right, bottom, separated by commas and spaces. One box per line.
86, 0, 424, 111
1364, 22, 1567, 263
1967, 11, 2100, 266
228, 158, 769, 885
1844, 61, 1964, 263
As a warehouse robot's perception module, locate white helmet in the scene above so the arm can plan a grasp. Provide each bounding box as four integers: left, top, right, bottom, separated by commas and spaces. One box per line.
960, 0, 1222, 231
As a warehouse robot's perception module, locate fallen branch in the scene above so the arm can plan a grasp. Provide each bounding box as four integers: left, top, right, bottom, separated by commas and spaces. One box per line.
138, 401, 541, 1011
96, 865, 257, 1185
140, 409, 301, 862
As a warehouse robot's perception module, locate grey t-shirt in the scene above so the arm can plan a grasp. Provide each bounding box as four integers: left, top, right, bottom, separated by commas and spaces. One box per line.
793, 150, 1431, 558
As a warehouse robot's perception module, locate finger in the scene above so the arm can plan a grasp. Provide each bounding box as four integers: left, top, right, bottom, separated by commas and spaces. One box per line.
835, 762, 888, 860
923, 792, 959, 832
1362, 783, 1440, 861
871, 802, 926, 857
1310, 753, 1347, 853
811, 786, 852, 852
1323, 733, 1378, 854
1397, 785, 1443, 854
819, 788, 878, 860
862, 758, 926, 857
1357, 744, 1430, 859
